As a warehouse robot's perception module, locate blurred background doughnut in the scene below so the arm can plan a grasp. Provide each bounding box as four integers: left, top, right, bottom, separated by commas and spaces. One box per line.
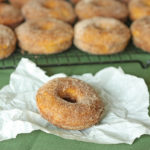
15, 18, 74, 54
0, 3, 24, 28
0, 25, 16, 59
22, 0, 76, 24
131, 16, 150, 53
74, 17, 131, 55
75, 0, 128, 21
9, 0, 30, 9
129, 0, 150, 21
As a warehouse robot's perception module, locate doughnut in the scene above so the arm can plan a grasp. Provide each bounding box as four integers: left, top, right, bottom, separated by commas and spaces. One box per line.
0, 25, 16, 59
15, 18, 73, 54
74, 17, 131, 55
131, 16, 150, 53
129, 0, 150, 21
36, 77, 105, 130
9, 0, 30, 9
0, 0, 5, 2
22, 0, 76, 24
75, 0, 128, 21
0, 3, 24, 28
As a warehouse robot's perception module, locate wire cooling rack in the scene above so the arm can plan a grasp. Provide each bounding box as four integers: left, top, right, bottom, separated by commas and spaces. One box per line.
0, 42, 150, 69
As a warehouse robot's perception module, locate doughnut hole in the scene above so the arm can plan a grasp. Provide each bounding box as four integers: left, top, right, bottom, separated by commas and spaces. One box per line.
58, 88, 78, 103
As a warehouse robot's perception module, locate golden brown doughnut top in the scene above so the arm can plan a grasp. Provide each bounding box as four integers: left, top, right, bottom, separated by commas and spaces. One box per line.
75, 0, 128, 21
0, 3, 23, 20
36, 77, 105, 130
75, 17, 130, 42
131, 16, 150, 39
0, 24, 16, 59
17, 18, 73, 42
0, 3, 23, 28
131, 16, 150, 52
74, 17, 131, 54
22, 0, 76, 23
0, 25, 16, 48
15, 18, 73, 54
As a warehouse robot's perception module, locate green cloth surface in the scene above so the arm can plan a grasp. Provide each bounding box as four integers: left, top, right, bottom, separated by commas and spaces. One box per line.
0, 62, 150, 150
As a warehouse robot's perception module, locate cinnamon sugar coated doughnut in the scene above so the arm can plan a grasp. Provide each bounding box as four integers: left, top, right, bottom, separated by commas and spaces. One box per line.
36, 77, 105, 130
15, 18, 73, 54
75, 0, 128, 21
0, 25, 16, 59
0, 3, 23, 28
22, 0, 76, 24
131, 17, 150, 53
9, 0, 30, 8
74, 17, 131, 55
129, 0, 150, 21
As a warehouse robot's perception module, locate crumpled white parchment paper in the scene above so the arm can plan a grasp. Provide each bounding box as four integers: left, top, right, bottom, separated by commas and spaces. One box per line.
0, 58, 150, 144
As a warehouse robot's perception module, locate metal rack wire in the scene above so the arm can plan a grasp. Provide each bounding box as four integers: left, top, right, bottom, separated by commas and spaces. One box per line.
0, 42, 150, 69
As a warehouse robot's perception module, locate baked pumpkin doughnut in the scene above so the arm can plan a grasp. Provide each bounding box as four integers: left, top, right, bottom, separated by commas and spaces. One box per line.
22, 0, 76, 24
0, 25, 16, 59
9, 0, 30, 9
74, 17, 131, 55
131, 16, 150, 53
129, 0, 150, 21
75, 0, 128, 21
0, 3, 24, 28
36, 77, 105, 130
15, 18, 73, 54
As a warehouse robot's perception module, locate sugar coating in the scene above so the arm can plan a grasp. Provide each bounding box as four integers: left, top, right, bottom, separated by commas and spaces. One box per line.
0, 3, 23, 28
22, 0, 76, 24
74, 17, 131, 55
129, 0, 150, 20
15, 18, 74, 54
75, 0, 128, 21
9, 0, 30, 9
0, 25, 16, 59
36, 77, 105, 130
131, 16, 150, 52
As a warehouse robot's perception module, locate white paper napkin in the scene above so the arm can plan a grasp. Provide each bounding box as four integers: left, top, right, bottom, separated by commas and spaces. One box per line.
0, 58, 150, 144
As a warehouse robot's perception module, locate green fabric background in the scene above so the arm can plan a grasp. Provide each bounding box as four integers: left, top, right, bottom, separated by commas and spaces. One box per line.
0, 62, 150, 150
